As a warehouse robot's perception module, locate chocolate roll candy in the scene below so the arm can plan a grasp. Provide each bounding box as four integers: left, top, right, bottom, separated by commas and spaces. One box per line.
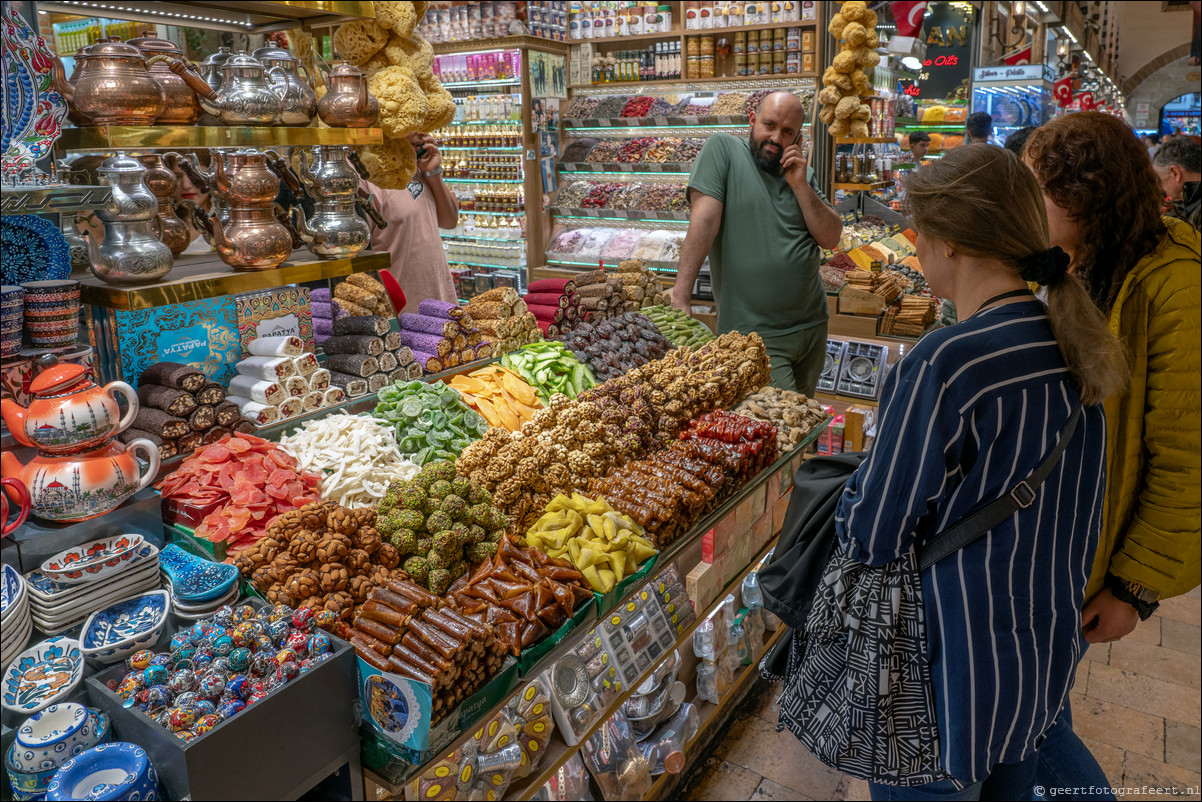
136, 384, 197, 417
133, 408, 190, 439
187, 404, 215, 432
118, 427, 163, 447
377, 351, 398, 373
140, 362, 205, 392
333, 315, 390, 336
196, 381, 226, 406
177, 431, 203, 453
159, 439, 179, 460
325, 353, 379, 377
213, 401, 241, 428
387, 369, 408, 384
232, 419, 256, 434
406, 363, 424, 379
394, 346, 415, 367
202, 426, 229, 444
367, 372, 388, 393
322, 334, 383, 356
329, 371, 368, 397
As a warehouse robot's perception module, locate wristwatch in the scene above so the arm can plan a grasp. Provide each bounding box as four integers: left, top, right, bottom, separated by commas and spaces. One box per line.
1105, 573, 1160, 620
422, 167, 444, 177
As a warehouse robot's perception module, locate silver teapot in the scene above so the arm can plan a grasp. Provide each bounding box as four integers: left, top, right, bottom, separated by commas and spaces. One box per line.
297, 146, 360, 200
293, 199, 369, 259
198, 46, 233, 93
84, 155, 174, 285
252, 44, 317, 126
175, 53, 283, 126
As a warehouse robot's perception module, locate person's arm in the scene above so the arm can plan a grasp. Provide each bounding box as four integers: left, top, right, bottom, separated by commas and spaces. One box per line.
671, 190, 723, 311
781, 143, 842, 250
414, 134, 459, 229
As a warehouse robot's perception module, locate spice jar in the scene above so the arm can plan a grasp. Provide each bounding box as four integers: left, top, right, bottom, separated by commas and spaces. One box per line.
700, 35, 715, 56
733, 31, 746, 54
772, 51, 786, 74
773, 28, 786, 51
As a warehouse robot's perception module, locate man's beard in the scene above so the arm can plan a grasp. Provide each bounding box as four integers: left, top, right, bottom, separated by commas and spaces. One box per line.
749, 131, 783, 175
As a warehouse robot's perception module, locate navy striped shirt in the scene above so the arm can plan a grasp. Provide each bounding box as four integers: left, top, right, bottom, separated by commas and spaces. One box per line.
835, 300, 1107, 784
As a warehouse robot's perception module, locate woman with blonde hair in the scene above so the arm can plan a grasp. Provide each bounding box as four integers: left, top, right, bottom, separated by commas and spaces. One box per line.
787, 144, 1127, 800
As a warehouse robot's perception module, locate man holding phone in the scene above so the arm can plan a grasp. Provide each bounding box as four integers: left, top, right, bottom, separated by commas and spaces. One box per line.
361, 131, 460, 309
671, 91, 842, 395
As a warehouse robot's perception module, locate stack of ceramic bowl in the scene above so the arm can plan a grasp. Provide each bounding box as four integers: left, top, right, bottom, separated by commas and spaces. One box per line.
46, 742, 160, 802
2, 563, 33, 666
1, 285, 23, 357
1, 636, 84, 719
159, 544, 240, 620
79, 590, 170, 665
21, 279, 80, 349
5, 703, 110, 801
25, 537, 161, 635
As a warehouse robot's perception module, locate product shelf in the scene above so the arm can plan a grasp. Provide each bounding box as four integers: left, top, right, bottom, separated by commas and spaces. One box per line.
439, 146, 524, 152
446, 259, 527, 271
443, 177, 525, 185
834, 136, 898, 144
832, 180, 895, 191
570, 74, 818, 91
77, 251, 390, 311
431, 35, 570, 55
558, 162, 695, 175
549, 207, 691, 221
441, 232, 525, 243
55, 125, 383, 151
36, 0, 375, 34
1, 183, 112, 214
441, 78, 522, 89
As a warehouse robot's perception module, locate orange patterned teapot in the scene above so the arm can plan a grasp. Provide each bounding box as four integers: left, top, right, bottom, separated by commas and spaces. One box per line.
1, 357, 137, 454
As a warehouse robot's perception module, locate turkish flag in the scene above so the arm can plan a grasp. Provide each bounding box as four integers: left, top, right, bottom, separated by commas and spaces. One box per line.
890, 1, 928, 37
1004, 46, 1032, 65
1054, 76, 1074, 108
1078, 92, 1096, 110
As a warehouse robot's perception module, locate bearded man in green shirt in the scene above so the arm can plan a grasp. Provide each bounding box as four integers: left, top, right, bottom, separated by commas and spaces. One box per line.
671, 91, 842, 395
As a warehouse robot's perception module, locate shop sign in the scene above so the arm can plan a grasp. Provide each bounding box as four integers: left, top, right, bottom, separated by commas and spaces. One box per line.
973, 64, 1054, 84
897, 2, 976, 101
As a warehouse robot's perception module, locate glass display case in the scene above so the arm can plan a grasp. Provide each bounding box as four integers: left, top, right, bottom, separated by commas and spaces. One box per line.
971, 65, 1055, 145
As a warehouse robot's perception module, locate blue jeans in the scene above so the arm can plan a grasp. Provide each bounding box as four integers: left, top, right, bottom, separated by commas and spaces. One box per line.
1033, 701, 1116, 801
869, 753, 1039, 801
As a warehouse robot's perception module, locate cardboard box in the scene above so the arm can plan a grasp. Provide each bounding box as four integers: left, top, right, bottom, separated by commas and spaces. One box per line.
752, 509, 774, 551
234, 286, 315, 359
85, 297, 242, 388
86, 616, 358, 800
772, 491, 792, 534
725, 530, 756, 584
843, 404, 876, 452
686, 560, 722, 612
828, 312, 881, 339
838, 286, 887, 317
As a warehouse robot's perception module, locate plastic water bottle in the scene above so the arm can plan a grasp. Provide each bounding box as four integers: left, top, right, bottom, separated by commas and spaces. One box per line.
637, 703, 700, 775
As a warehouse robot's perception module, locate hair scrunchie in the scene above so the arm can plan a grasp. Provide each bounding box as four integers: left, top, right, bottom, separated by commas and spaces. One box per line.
1018, 246, 1070, 285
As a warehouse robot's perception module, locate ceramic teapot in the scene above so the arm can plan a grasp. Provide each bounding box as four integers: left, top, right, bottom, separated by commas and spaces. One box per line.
174, 53, 283, 126
1, 439, 160, 523
52, 40, 166, 126
1, 357, 138, 454
126, 31, 208, 125
252, 44, 317, 126
316, 62, 379, 127
1, 478, 31, 537
83, 155, 174, 285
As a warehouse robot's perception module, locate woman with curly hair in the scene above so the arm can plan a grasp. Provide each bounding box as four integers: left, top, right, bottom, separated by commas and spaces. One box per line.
1023, 112, 1201, 798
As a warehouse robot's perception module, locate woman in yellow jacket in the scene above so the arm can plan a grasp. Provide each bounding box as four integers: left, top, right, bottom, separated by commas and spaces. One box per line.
1023, 112, 1201, 799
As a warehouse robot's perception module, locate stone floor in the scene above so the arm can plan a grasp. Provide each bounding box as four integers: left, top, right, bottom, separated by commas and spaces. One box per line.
683, 586, 1201, 801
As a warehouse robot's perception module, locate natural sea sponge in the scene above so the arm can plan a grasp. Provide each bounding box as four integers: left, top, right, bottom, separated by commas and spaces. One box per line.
851, 70, 871, 95
856, 48, 881, 68
419, 73, 456, 131
414, 1, 429, 19
852, 104, 871, 121
384, 33, 434, 79
863, 9, 878, 27
835, 96, 861, 121
363, 51, 390, 78
360, 137, 417, 189
369, 66, 429, 139
333, 19, 389, 66
865, 31, 880, 49
375, 1, 419, 37
841, 1, 869, 23
833, 51, 858, 74
827, 12, 847, 39
829, 118, 851, 137
818, 86, 843, 107
843, 22, 867, 47
849, 120, 870, 138
818, 106, 837, 126
825, 68, 854, 93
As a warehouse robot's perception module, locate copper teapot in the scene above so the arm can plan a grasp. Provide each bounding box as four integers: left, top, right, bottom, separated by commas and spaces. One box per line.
316, 62, 379, 128
185, 150, 292, 270
52, 40, 166, 126
127, 31, 208, 125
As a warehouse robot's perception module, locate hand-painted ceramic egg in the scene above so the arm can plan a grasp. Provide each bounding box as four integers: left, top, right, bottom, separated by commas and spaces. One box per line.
143, 665, 169, 687
269, 604, 292, 622
193, 652, 214, 670
292, 607, 316, 632
175, 729, 198, 742
195, 713, 222, 735
116, 673, 145, 699
128, 649, 156, 671
189, 622, 208, 642
213, 605, 236, 627
153, 709, 174, 728
246, 691, 268, 705
308, 632, 333, 655
286, 631, 310, 656
225, 675, 251, 700
198, 671, 227, 699
194, 641, 215, 661
212, 634, 235, 657
151, 654, 174, 669
252, 635, 276, 655
249, 652, 274, 677
314, 609, 338, 629
218, 699, 245, 718
142, 684, 172, 710
267, 619, 291, 645
275, 660, 301, 683
173, 691, 199, 709
171, 645, 198, 667
168, 669, 197, 694
233, 604, 257, 624
170, 632, 192, 652
275, 647, 297, 666
195, 699, 217, 717
228, 648, 252, 672
210, 657, 233, 674
232, 623, 254, 648
168, 706, 198, 732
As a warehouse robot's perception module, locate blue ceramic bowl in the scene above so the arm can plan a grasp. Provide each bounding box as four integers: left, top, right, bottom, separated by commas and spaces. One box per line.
6, 710, 109, 798
13, 702, 90, 771
80, 590, 169, 665
159, 545, 239, 603
46, 742, 156, 802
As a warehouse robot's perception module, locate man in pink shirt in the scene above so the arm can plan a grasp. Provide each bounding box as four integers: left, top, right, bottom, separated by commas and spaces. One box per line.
362, 132, 460, 310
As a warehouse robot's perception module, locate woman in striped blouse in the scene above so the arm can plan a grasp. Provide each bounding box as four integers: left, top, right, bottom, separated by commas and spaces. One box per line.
835, 145, 1128, 800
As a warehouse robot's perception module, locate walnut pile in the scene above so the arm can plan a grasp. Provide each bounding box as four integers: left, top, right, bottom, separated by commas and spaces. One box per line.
456, 331, 771, 533
733, 386, 830, 451
235, 501, 403, 621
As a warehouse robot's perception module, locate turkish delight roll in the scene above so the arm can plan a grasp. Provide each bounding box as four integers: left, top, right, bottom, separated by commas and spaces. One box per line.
236, 356, 296, 382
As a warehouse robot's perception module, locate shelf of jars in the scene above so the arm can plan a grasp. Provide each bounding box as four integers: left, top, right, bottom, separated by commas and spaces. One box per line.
431, 34, 571, 56
559, 162, 694, 175
54, 125, 384, 151
832, 181, 895, 192
549, 207, 691, 222
35, 0, 376, 34
439, 146, 523, 152
563, 80, 816, 130
0, 183, 112, 214
77, 250, 390, 311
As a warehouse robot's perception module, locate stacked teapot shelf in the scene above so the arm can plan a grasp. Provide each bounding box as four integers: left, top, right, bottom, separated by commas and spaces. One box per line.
55, 126, 383, 151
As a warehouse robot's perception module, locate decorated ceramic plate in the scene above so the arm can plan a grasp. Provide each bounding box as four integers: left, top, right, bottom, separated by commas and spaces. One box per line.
1, 3, 67, 181
1, 636, 83, 714
41, 534, 146, 585
1, 562, 24, 621
0, 214, 72, 286
79, 590, 169, 663
30, 574, 162, 632
26, 543, 158, 602
165, 578, 239, 612
158, 544, 239, 602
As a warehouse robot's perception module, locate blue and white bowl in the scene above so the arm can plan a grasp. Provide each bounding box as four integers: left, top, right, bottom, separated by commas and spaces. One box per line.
79, 590, 169, 665
13, 702, 90, 771
46, 742, 158, 802
1, 636, 84, 715
1, 562, 26, 623
6, 709, 109, 798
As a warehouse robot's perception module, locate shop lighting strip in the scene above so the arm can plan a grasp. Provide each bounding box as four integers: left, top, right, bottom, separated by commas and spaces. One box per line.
441, 233, 525, 243
559, 169, 692, 177
564, 123, 749, 131
446, 260, 527, 270
40, 1, 253, 27
456, 209, 522, 216
441, 78, 522, 89
443, 178, 525, 184
448, 120, 523, 126
438, 146, 523, 152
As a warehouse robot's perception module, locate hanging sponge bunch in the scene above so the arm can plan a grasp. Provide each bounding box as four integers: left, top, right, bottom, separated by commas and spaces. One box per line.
334, 2, 456, 189
817, 1, 881, 138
